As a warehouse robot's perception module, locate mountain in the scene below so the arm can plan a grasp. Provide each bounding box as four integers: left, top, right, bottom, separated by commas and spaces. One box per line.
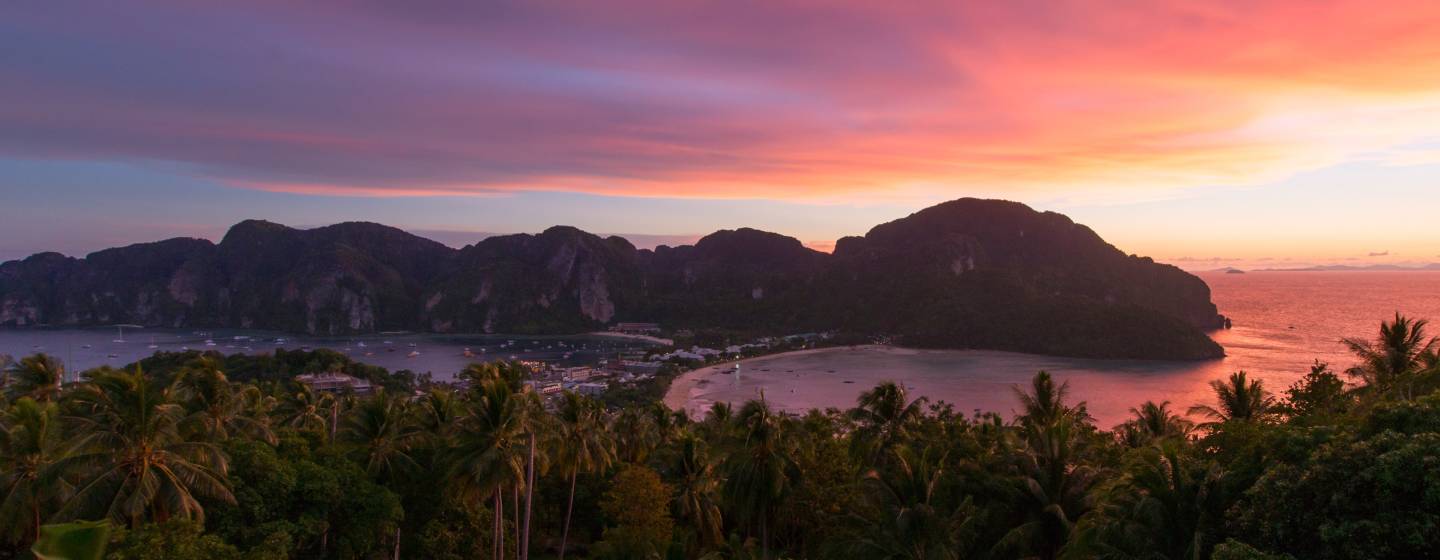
0, 199, 1226, 360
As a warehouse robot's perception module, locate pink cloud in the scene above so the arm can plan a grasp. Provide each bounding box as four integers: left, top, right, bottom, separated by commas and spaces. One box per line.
6, 1, 1440, 203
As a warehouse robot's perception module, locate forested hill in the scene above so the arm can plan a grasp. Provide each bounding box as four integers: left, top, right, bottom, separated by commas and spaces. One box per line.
0, 198, 1225, 360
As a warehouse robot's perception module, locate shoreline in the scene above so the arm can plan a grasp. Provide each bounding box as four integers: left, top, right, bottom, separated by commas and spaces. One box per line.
663, 344, 897, 413
585, 331, 675, 346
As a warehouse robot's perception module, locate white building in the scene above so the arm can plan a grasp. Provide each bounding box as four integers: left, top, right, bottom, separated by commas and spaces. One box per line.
295, 372, 375, 395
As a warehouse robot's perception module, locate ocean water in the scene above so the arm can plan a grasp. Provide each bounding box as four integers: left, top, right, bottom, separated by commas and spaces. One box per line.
0, 329, 651, 381
4, 271, 1439, 426
673, 271, 1440, 426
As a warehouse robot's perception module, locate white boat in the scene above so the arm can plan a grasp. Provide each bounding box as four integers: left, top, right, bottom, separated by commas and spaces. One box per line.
205, 339, 217, 347
406, 351, 421, 358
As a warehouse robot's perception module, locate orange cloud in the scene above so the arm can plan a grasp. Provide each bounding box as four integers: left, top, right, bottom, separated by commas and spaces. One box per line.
9, 1, 1440, 204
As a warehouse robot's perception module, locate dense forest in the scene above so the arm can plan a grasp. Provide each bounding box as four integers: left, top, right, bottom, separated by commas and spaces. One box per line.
2, 314, 1439, 559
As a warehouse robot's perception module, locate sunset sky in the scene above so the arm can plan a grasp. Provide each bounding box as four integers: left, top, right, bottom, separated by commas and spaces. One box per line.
4, 1, 1440, 268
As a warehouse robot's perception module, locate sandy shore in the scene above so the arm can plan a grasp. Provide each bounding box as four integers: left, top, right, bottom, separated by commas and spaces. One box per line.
663, 344, 898, 414
587, 331, 674, 346
660, 343, 1258, 427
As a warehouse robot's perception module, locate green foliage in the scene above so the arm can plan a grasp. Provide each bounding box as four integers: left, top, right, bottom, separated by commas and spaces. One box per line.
31, 520, 110, 560
594, 465, 675, 559
3, 313, 1440, 559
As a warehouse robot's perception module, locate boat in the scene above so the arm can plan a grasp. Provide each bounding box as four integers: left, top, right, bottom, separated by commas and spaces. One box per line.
357, 341, 367, 348
407, 350, 421, 358
81, 344, 92, 349
107, 353, 119, 359
463, 348, 475, 358
204, 339, 217, 347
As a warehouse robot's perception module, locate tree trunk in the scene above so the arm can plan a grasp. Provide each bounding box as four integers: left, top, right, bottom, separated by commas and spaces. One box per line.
513, 485, 520, 560
761, 514, 769, 560
559, 467, 577, 560
329, 404, 338, 444
393, 526, 401, 560
495, 491, 505, 560
522, 432, 536, 560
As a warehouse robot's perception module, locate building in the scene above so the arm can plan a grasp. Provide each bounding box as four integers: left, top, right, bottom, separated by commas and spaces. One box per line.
571, 382, 609, 396
526, 380, 565, 395
294, 372, 375, 395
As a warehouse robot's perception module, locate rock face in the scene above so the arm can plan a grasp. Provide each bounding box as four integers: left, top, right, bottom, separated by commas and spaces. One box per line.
0, 198, 1226, 359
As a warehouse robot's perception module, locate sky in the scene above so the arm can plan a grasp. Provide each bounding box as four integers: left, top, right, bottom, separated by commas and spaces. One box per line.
4, 1, 1440, 269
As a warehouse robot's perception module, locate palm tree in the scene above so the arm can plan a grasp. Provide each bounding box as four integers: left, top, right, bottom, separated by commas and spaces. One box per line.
276, 382, 337, 436
1343, 313, 1438, 400
844, 446, 974, 560
849, 381, 928, 463
1014, 371, 1090, 434
446, 378, 526, 560
0, 398, 67, 545
998, 371, 1097, 560
1187, 372, 1275, 427
51, 365, 234, 527
341, 390, 423, 483
6, 354, 65, 403
515, 384, 549, 560
417, 387, 463, 443
614, 406, 660, 464
998, 419, 1096, 560
1068, 442, 1226, 559
723, 398, 797, 559
554, 391, 616, 559
671, 433, 724, 551
172, 358, 275, 444
1116, 401, 1192, 447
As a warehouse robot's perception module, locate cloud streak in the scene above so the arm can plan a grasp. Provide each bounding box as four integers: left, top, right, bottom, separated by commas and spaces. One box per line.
5, 1, 1440, 203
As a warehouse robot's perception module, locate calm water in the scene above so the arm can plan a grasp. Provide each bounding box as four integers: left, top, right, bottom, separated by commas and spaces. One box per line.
674, 271, 1440, 426
0, 328, 651, 382
5, 272, 1440, 425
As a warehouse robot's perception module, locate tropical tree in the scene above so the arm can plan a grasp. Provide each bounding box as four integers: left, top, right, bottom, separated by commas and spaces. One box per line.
1014, 371, 1090, 435
849, 381, 927, 463
417, 387, 463, 443
1343, 313, 1438, 400
1116, 401, 1193, 447
842, 446, 974, 560
670, 433, 724, 552
275, 383, 336, 437
0, 398, 68, 545
1068, 442, 1227, 559
341, 390, 423, 483
172, 359, 275, 444
998, 371, 1098, 560
554, 391, 616, 559
1188, 372, 1275, 427
723, 398, 798, 559
7, 354, 65, 403
445, 377, 526, 560
51, 365, 234, 527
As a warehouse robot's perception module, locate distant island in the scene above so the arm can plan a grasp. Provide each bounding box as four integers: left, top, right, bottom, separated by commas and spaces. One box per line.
0, 198, 1226, 360
1256, 263, 1440, 272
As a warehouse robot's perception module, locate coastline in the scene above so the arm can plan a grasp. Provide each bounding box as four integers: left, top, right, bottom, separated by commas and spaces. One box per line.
586, 331, 675, 346
663, 344, 900, 414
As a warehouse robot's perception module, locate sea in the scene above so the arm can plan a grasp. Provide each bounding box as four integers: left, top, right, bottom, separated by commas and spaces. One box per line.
669, 271, 1440, 426
3, 271, 1439, 426
0, 329, 652, 381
